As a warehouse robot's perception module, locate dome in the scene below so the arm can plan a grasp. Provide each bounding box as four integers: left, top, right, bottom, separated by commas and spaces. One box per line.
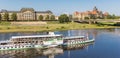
20, 8, 35, 12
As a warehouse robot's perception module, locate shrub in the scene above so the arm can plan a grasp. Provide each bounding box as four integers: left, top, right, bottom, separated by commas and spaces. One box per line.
0, 21, 11, 25
61, 26, 65, 29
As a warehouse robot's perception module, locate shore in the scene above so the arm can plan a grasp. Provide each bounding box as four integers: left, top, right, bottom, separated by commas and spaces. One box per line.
0, 22, 117, 33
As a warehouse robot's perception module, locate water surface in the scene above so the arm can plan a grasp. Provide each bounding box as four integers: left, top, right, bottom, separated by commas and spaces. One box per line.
0, 28, 120, 58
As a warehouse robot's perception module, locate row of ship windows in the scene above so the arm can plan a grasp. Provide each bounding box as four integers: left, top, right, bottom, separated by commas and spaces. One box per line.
13, 38, 61, 41
0, 46, 33, 49
68, 41, 85, 44
14, 41, 39, 43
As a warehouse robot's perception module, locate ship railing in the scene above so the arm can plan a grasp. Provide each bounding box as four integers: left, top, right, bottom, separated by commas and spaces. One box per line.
0, 40, 11, 43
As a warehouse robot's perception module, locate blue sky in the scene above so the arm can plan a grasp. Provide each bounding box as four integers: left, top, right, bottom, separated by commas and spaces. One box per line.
0, 0, 120, 16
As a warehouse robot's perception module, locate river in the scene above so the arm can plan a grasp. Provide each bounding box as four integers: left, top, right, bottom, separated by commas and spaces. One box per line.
0, 28, 120, 58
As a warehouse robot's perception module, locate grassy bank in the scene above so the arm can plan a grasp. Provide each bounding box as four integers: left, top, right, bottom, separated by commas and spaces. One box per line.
0, 21, 117, 33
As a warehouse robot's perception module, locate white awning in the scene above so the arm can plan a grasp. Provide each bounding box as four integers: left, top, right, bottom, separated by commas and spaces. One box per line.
11, 34, 62, 39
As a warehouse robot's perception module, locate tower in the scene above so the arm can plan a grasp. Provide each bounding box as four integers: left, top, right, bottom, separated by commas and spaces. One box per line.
93, 6, 98, 11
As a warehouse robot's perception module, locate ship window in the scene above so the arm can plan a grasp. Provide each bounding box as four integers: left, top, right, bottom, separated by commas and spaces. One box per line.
35, 41, 37, 43
32, 41, 34, 43
1, 43, 7, 45
29, 41, 31, 43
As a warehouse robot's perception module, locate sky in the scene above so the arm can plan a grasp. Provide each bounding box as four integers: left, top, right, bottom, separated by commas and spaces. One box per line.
0, 0, 120, 16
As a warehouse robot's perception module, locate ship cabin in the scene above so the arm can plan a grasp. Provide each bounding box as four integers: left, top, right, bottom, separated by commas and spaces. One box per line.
63, 36, 88, 43
10, 34, 63, 45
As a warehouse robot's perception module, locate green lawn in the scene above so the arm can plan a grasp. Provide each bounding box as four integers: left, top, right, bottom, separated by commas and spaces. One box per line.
0, 21, 116, 32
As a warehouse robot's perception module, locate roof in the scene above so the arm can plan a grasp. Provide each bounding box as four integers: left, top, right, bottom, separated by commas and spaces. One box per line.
20, 8, 35, 12
7, 11, 19, 13
0, 40, 10, 43
64, 36, 85, 40
36, 10, 52, 14
11, 34, 62, 39
0, 8, 53, 14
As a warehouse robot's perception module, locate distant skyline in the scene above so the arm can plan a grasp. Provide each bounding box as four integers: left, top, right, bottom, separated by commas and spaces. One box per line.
0, 0, 120, 16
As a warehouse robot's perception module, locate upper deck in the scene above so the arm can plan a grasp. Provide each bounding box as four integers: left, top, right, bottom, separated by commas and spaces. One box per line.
64, 36, 85, 40
11, 34, 62, 40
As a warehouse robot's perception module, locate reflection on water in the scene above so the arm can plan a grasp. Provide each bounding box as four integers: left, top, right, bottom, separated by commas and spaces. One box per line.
0, 42, 94, 58
63, 42, 94, 50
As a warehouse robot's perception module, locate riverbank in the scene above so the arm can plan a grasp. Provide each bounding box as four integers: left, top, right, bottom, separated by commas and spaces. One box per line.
0, 22, 117, 33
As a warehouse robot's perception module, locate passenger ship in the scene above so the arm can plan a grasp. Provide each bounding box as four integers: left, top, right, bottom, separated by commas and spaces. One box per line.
0, 32, 95, 50
0, 32, 63, 50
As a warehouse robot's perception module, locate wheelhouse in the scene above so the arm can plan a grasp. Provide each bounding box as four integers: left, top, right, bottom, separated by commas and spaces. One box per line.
63, 36, 88, 43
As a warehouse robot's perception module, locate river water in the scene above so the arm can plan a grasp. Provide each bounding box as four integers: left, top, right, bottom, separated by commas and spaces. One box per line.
0, 28, 120, 58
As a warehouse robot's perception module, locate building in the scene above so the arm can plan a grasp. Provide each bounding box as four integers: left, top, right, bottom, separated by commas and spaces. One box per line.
73, 6, 109, 20
55, 16, 59, 20
0, 8, 53, 21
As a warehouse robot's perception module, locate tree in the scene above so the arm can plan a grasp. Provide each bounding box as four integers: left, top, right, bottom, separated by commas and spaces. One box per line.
84, 17, 89, 20
69, 15, 73, 21
0, 14, 1, 21
90, 14, 96, 19
4, 13, 9, 21
105, 14, 117, 19
11, 13, 17, 21
50, 15, 55, 20
39, 15, 43, 20
106, 15, 112, 19
112, 14, 116, 19
45, 15, 49, 20
58, 14, 69, 23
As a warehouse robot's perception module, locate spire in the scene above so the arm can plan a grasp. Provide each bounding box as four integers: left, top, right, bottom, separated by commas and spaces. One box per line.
93, 6, 98, 11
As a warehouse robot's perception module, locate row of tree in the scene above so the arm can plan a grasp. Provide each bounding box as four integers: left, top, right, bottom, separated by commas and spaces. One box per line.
33, 14, 71, 23
0, 13, 71, 23
39, 15, 55, 20
105, 14, 120, 19
0, 13, 17, 21
84, 14, 119, 20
